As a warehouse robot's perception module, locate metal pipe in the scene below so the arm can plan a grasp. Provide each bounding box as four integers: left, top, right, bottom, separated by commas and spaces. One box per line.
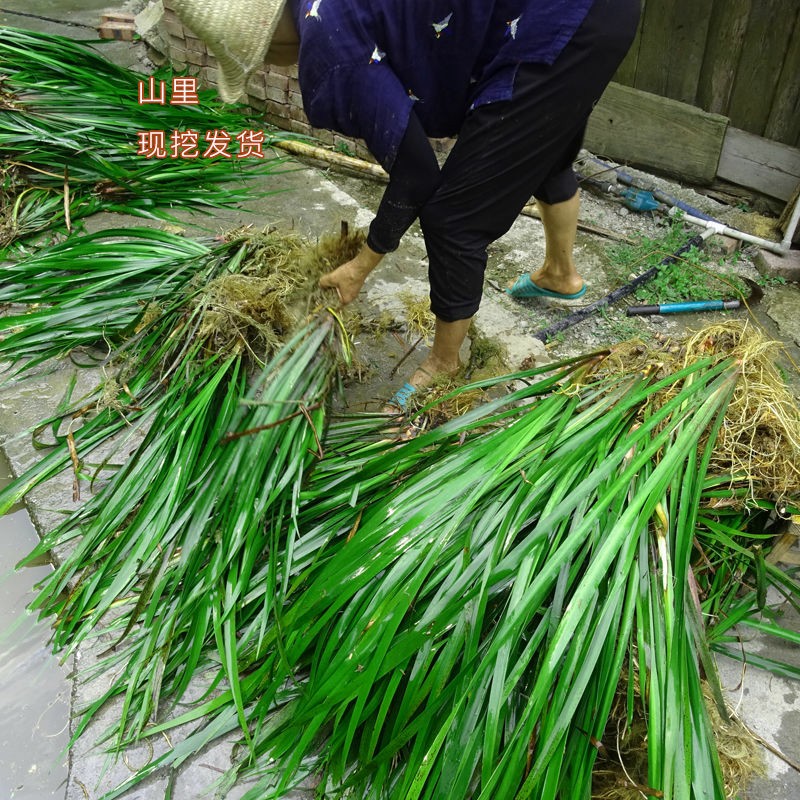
780, 189, 800, 250
668, 208, 789, 255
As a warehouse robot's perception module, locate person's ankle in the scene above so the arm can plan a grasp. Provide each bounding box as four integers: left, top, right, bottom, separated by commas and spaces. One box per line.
534, 257, 575, 279
413, 354, 459, 387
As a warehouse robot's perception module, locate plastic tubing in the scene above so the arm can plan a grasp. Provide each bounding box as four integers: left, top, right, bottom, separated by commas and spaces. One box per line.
588, 156, 797, 254
587, 157, 719, 221
668, 208, 790, 255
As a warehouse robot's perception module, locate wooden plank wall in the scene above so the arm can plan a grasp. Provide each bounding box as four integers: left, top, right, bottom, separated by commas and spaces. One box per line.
585, 84, 728, 184
616, 0, 800, 148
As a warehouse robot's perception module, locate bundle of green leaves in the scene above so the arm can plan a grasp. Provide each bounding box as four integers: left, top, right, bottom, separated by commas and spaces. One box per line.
0, 26, 286, 252
1, 226, 798, 800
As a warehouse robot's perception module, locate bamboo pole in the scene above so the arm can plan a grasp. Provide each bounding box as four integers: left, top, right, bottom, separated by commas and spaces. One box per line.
272, 139, 388, 179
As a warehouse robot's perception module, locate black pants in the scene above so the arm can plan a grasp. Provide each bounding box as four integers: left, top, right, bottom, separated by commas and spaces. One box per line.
420, 0, 641, 321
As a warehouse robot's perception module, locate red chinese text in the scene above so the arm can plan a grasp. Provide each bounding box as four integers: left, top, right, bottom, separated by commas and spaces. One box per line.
137, 76, 200, 106
136, 129, 269, 159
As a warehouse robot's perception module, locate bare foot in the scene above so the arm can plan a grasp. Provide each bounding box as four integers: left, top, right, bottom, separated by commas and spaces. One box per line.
409, 354, 459, 390
382, 354, 460, 415
319, 244, 383, 304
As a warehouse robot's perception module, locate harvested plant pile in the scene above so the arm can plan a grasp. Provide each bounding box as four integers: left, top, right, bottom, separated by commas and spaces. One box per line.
0, 224, 363, 507
683, 324, 800, 502
1, 223, 799, 800
0, 27, 284, 253
3, 32, 795, 795
599, 323, 800, 505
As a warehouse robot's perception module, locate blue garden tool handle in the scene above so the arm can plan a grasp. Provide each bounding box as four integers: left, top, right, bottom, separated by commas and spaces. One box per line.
626, 299, 741, 316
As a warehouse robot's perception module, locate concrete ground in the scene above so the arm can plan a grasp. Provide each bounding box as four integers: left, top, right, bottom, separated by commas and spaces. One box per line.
1, 3, 799, 799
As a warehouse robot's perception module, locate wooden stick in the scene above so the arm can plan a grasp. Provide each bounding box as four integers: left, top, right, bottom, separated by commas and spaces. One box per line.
740, 719, 800, 774
389, 335, 424, 379
273, 139, 388, 179
521, 203, 634, 244
766, 521, 800, 566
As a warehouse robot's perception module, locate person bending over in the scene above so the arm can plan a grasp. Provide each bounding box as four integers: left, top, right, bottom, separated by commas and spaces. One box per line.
173, 0, 640, 410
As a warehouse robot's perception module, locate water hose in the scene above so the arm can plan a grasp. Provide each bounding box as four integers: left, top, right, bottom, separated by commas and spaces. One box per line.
579, 174, 662, 212
584, 156, 798, 255
586, 157, 718, 221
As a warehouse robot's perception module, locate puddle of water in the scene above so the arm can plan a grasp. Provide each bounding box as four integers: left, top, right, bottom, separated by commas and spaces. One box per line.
0, 451, 70, 800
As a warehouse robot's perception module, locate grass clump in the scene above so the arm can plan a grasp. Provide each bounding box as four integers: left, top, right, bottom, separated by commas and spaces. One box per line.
0, 26, 287, 253
467, 326, 508, 376
0, 223, 359, 515
605, 218, 749, 305
398, 290, 436, 342
192, 225, 364, 359
595, 321, 800, 506
683, 322, 800, 504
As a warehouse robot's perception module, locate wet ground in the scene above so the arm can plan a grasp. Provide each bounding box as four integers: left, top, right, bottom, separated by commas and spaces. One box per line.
0, 451, 70, 800
1, 2, 799, 799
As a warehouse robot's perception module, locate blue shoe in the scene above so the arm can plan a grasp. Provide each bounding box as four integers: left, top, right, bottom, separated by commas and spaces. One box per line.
386, 382, 417, 413
506, 274, 587, 300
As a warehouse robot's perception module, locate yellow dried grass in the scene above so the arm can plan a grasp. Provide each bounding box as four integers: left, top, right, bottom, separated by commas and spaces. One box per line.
592, 674, 764, 800
598, 322, 800, 506
682, 321, 800, 504
189, 224, 365, 360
